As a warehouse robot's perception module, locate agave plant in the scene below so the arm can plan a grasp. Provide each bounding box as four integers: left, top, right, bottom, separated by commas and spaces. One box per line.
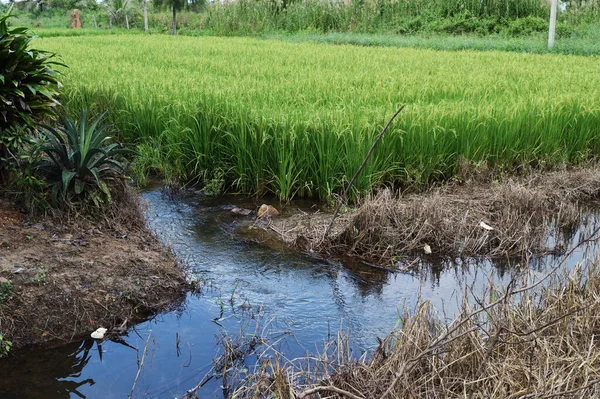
35, 109, 132, 204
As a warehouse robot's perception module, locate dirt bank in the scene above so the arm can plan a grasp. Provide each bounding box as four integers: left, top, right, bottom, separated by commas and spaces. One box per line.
258, 164, 600, 267
0, 187, 188, 349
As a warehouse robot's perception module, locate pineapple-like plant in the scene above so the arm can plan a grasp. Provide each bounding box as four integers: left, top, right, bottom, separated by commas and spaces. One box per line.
36, 109, 132, 205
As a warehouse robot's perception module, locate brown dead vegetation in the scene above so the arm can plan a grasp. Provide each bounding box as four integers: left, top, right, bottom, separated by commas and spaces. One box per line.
0, 184, 188, 348
265, 164, 600, 266
229, 231, 600, 399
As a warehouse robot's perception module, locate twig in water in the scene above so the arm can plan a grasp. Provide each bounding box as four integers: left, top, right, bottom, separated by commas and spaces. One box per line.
128, 333, 152, 399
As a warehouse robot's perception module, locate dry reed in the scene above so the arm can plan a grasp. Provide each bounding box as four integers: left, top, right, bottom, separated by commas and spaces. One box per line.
228, 229, 600, 398
267, 165, 600, 264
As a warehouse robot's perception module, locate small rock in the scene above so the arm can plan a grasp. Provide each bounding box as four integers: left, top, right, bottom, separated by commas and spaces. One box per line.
91, 327, 108, 340
231, 207, 252, 216
423, 244, 432, 255
257, 204, 280, 219
31, 223, 45, 231
12, 267, 25, 274
194, 190, 205, 196
0, 277, 9, 284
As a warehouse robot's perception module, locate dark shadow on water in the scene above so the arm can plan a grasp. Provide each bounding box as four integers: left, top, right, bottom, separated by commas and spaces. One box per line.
0, 340, 95, 399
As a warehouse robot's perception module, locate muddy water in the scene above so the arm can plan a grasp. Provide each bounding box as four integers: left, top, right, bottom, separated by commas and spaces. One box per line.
0, 189, 597, 399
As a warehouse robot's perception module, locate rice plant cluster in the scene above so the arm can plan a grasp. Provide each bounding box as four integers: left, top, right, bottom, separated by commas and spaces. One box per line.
41, 34, 600, 200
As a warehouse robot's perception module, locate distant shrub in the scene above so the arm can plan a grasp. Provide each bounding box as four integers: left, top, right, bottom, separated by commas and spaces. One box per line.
556, 23, 575, 38
439, 15, 503, 35
507, 16, 548, 36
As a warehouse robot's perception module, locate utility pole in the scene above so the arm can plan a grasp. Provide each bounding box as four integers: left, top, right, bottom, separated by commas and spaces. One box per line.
548, 0, 558, 49
143, 0, 149, 33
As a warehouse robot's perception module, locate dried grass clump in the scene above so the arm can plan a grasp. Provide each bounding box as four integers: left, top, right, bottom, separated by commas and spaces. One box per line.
45, 181, 150, 234
229, 238, 600, 399
269, 166, 600, 264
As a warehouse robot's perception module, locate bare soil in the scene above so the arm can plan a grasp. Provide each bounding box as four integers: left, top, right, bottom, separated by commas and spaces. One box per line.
0, 189, 188, 349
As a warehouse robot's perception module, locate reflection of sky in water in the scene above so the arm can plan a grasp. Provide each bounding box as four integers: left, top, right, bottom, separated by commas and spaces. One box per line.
0, 189, 597, 398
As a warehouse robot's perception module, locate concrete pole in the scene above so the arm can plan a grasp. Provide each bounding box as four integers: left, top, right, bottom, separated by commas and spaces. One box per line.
143, 0, 148, 33
548, 0, 558, 49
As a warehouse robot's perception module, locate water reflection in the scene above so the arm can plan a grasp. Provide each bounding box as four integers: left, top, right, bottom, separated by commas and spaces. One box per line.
0, 340, 95, 398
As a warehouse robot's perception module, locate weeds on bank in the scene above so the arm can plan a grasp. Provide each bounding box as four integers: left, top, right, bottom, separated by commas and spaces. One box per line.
0, 280, 13, 304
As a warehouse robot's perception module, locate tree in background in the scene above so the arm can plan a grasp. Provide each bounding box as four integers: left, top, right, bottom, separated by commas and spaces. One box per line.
104, 0, 136, 28
153, 0, 184, 35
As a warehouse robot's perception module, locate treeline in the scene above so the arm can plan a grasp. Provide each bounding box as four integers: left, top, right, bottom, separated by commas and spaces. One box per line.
4, 0, 600, 36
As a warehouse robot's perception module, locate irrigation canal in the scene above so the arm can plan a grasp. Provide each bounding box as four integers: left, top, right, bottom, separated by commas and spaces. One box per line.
0, 188, 597, 398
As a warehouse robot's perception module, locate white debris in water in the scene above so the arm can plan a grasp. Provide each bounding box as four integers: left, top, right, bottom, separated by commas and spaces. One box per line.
479, 221, 494, 231
91, 327, 108, 340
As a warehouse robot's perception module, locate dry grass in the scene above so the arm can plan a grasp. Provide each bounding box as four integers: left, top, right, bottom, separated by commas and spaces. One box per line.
228, 231, 600, 399
266, 165, 600, 265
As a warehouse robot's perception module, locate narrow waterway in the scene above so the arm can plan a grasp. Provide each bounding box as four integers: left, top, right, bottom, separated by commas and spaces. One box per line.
0, 189, 597, 398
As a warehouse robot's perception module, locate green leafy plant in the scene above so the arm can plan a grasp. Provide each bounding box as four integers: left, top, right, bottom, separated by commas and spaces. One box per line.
0, 6, 61, 130
0, 332, 12, 358
33, 267, 47, 285
35, 108, 132, 205
0, 279, 13, 304
0, 6, 62, 182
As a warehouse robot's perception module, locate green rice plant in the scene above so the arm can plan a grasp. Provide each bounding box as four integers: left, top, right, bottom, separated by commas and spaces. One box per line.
35, 109, 131, 204
39, 34, 600, 200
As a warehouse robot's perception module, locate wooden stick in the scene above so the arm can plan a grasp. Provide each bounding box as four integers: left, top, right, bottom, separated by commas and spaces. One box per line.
322, 105, 405, 242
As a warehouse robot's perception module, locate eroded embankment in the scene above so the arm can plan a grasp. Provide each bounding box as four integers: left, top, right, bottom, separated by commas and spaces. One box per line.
262, 164, 600, 266
0, 186, 188, 348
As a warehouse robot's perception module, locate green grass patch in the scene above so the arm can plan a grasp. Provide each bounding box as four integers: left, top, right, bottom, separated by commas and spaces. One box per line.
259, 30, 600, 56
40, 34, 600, 200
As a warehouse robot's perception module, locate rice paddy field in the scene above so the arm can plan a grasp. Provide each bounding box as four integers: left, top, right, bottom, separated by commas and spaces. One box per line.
40, 34, 600, 200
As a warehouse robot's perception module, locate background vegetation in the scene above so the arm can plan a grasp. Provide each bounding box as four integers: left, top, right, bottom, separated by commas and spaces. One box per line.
2, 0, 599, 38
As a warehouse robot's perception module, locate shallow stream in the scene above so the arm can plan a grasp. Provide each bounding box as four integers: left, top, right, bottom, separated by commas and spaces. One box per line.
0, 189, 597, 398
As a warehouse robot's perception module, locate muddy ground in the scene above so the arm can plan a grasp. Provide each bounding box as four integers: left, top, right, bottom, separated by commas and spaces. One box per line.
0, 193, 188, 349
